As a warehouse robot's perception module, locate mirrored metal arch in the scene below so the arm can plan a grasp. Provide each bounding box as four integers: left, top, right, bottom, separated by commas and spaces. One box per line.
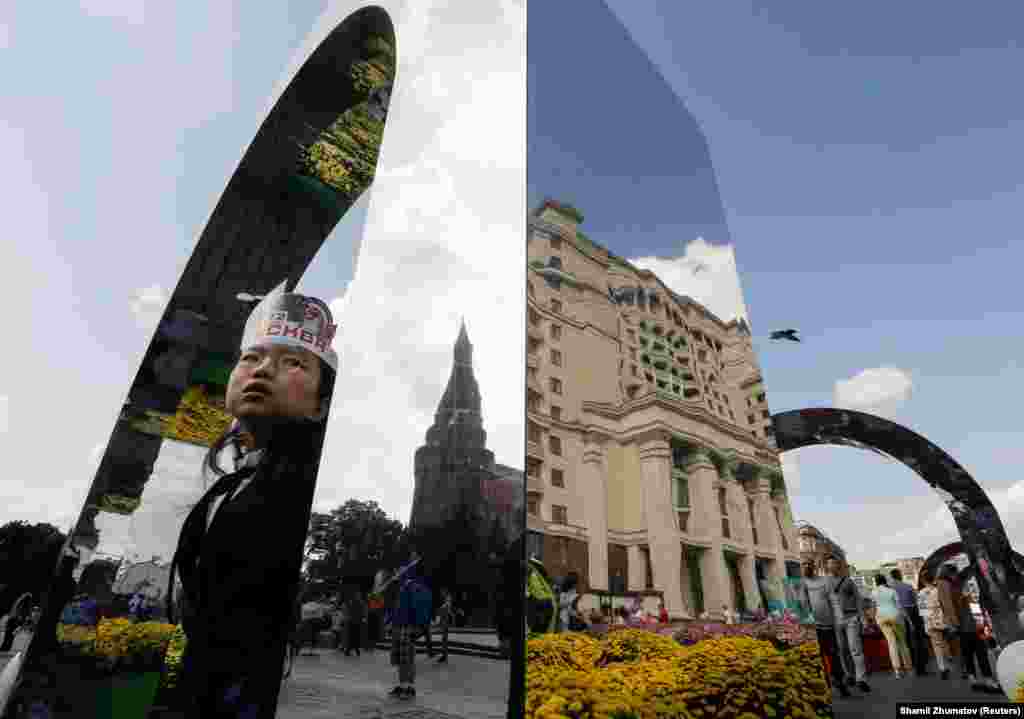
1, 6, 399, 716
920, 541, 1024, 592
773, 407, 1024, 645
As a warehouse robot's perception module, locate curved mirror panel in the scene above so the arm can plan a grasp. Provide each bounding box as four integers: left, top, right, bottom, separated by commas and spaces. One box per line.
2, 2, 524, 717
524, 1, 1024, 716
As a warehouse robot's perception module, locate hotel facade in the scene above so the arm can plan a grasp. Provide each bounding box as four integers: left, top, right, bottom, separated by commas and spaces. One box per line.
525, 199, 801, 619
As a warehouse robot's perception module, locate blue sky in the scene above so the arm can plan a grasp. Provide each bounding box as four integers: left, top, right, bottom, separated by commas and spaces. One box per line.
1, 0, 526, 565
529, 0, 1024, 567
600, 0, 1024, 566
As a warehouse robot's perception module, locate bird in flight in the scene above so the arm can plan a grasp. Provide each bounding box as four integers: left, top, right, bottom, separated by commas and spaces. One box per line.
769, 329, 800, 342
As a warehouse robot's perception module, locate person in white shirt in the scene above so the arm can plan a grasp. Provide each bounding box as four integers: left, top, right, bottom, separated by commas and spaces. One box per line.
557, 575, 581, 632
872, 575, 913, 677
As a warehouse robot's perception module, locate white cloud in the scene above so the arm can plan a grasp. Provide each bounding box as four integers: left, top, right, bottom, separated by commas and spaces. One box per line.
629, 238, 749, 323
780, 452, 801, 494
87, 442, 106, 469
129, 284, 170, 332
834, 367, 913, 416
274, 0, 525, 524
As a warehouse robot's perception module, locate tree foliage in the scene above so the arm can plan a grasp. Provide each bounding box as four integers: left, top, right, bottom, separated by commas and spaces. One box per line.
0, 520, 68, 614
302, 499, 410, 597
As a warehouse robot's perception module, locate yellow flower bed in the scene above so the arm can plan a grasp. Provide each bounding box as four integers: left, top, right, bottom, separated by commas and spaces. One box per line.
1015, 675, 1024, 702
526, 632, 833, 719
527, 632, 603, 671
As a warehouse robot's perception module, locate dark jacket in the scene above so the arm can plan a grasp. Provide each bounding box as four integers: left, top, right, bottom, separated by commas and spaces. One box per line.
831, 575, 862, 617
347, 596, 366, 623
170, 426, 319, 686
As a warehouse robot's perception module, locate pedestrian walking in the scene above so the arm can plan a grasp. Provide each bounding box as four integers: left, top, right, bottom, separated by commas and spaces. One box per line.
164, 281, 339, 717
919, 567, 956, 679
825, 555, 870, 693
345, 592, 365, 657
872, 575, 913, 677
333, 600, 348, 652
890, 568, 929, 676
557, 574, 581, 632
952, 576, 1001, 693
389, 571, 428, 700
436, 589, 462, 663
800, 561, 850, 698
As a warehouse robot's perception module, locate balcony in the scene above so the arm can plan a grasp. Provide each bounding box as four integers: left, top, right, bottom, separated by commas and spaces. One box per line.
528, 324, 544, 342
527, 353, 539, 370
527, 475, 544, 494
527, 440, 545, 460
624, 376, 644, 391
527, 371, 543, 395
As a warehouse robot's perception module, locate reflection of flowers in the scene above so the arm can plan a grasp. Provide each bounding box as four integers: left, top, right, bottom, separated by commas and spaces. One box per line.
59, 619, 176, 677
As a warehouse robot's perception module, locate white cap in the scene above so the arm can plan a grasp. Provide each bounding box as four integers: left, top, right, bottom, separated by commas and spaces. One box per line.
240, 280, 339, 372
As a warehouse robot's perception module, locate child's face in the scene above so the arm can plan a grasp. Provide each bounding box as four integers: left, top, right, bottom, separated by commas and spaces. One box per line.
226, 343, 323, 423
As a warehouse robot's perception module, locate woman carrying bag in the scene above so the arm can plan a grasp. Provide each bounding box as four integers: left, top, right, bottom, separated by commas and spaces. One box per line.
919, 566, 957, 679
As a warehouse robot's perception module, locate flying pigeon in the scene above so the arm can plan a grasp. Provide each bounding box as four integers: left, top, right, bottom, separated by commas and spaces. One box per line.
769, 329, 800, 342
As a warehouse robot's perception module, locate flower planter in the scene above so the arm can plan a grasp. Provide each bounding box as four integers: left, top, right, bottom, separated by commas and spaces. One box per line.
93, 671, 162, 719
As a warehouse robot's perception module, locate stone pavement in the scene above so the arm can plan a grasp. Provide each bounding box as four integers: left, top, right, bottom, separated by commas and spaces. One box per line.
272, 647, 509, 719
831, 660, 1011, 718
1, 648, 510, 719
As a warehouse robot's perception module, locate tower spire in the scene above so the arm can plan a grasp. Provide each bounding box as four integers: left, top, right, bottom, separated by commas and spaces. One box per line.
454, 318, 472, 367
423, 321, 485, 447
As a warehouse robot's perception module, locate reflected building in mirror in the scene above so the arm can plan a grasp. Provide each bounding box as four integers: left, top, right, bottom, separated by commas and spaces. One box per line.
409, 323, 524, 627
525, 199, 801, 620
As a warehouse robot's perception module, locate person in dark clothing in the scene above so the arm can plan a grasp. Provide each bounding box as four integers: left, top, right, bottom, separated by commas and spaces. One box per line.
345, 593, 366, 657
435, 588, 463, 663
801, 561, 850, 698
951, 576, 1001, 693
165, 282, 338, 718
403, 553, 434, 658
890, 568, 929, 676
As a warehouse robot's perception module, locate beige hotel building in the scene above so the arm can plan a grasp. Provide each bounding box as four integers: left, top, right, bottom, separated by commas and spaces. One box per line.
525, 199, 801, 619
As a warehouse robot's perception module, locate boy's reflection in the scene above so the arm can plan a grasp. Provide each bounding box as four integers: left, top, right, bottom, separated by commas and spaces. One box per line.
167, 282, 338, 717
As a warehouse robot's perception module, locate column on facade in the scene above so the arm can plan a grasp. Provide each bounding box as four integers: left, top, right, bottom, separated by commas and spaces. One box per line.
688, 448, 732, 615
627, 545, 646, 592
720, 453, 751, 546
756, 467, 787, 588
684, 448, 717, 540
581, 433, 610, 592
638, 433, 685, 617
738, 554, 761, 612
772, 471, 797, 553
754, 469, 778, 554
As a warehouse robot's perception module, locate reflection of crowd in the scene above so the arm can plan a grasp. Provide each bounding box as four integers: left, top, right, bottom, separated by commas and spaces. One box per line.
803, 554, 1003, 701
917, 565, 1000, 693
524, 557, 671, 635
